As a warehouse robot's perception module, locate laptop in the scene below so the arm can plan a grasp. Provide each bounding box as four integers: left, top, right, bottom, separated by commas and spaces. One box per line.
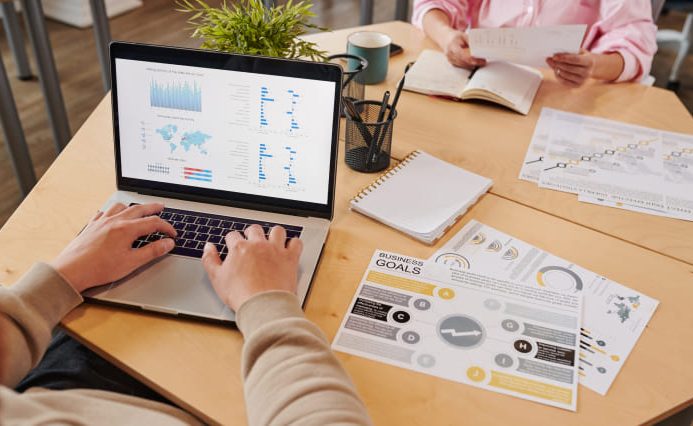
83, 42, 342, 323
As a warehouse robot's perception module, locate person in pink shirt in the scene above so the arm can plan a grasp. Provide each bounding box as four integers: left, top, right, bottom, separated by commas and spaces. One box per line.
412, 0, 658, 86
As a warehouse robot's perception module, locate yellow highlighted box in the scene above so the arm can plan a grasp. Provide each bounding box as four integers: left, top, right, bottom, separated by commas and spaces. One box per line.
366, 271, 435, 296
488, 371, 573, 405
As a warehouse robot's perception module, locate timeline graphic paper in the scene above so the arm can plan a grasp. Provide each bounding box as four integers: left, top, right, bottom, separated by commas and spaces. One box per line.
520, 108, 693, 221
431, 221, 659, 395
333, 250, 583, 411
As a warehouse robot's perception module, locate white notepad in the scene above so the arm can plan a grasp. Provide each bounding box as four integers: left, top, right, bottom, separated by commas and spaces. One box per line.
350, 151, 492, 244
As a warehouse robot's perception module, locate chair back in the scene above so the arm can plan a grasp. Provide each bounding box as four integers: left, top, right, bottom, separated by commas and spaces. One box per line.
652, 0, 666, 21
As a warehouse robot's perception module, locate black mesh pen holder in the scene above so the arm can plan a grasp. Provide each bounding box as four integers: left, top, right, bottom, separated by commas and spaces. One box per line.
328, 54, 367, 117
345, 100, 397, 173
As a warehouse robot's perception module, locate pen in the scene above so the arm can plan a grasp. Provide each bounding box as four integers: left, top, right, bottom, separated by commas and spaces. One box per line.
343, 97, 361, 121
376, 90, 390, 124
344, 97, 374, 146
387, 62, 413, 121
367, 90, 390, 168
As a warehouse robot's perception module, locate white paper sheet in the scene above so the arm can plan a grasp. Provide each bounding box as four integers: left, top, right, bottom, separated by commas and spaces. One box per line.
333, 250, 582, 411
662, 131, 693, 219
537, 109, 666, 210
519, 107, 554, 183
468, 25, 587, 68
430, 221, 659, 396
577, 195, 690, 220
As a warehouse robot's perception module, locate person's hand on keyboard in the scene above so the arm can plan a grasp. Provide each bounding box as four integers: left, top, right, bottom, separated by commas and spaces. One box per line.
50, 202, 177, 293
201, 224, 303, 311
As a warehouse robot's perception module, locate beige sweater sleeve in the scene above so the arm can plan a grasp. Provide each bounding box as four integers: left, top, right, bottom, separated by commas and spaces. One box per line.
236, 291, 372, 426
0, 263, 82, 387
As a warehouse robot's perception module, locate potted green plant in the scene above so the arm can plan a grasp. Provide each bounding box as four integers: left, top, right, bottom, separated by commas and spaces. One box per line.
176, 0, 328, 61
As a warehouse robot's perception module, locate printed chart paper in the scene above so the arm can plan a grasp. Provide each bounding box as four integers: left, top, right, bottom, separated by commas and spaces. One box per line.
519, 108, 693, 221
469, 25, 586, 68
333, 250, 582, 411
538, 110, 664, 209
431, 221, 659, 395
519, 108, 554, 183
662, 131, 693, 218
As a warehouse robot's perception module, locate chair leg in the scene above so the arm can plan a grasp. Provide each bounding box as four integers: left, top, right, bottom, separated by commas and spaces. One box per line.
0, 2, 33, 80
360, 0, 374, 25
668, 12, 693, 84
0, 55, 36, 196
19, 0, 71, 152
89, 0, 111, 91
395, 0, 409, 21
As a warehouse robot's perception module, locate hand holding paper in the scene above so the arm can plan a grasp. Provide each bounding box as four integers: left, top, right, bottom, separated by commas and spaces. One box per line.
468, 25, 587, 69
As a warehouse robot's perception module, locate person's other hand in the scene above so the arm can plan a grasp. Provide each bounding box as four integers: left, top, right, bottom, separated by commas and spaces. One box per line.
51, 203, 177, 293
443, 31, 486, 69
547, 50, 596, 87
201, 225, 303, 312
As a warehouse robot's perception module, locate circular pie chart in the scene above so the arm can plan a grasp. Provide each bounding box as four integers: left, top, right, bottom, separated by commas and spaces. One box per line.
536, 266, 583, 291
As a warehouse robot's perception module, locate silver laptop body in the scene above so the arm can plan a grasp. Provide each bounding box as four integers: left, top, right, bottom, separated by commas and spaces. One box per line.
83, 42, 342, 323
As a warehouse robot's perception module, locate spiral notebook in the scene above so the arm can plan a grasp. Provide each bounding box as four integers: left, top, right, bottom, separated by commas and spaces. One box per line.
350, 151, 492, 244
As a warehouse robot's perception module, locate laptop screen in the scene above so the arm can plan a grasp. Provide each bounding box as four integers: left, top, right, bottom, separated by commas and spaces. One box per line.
113, 52, 339, 210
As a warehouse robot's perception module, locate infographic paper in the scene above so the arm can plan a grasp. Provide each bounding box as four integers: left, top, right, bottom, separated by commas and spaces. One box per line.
519, 108, 693, 221
537, 109, 665, 210
431, 221, 659, 395
333, 250, 583, 411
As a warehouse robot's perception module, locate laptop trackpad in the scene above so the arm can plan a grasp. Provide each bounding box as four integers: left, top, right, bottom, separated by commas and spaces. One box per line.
95, 256, 233, 320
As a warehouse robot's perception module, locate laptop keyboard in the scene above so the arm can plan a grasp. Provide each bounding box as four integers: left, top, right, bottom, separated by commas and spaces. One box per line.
132, 205, 303, 260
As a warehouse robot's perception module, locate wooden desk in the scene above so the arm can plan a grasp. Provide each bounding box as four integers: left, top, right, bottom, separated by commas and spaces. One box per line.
309, 21, 693, 266
1, 25, 692, 425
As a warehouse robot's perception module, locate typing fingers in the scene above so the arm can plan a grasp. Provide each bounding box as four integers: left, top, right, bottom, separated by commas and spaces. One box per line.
104, 202, 127, 217
132, 238, 175, 267
225, 231, 244, 252
127, 215, 177, 239
268, 226, 287, 246
118, 203, 165, 220
202, 242, 222, 279
244, 224, 265, 241
287, 237, 303, 262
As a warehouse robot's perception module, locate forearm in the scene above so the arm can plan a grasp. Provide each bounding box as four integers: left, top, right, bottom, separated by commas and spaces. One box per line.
237, 291, 371, 426
422, 9, 457, 51
592, 52, 625, 82
0, 263, 82, 387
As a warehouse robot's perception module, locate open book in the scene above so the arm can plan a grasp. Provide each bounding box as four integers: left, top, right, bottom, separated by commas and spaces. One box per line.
404, 49, 543, 115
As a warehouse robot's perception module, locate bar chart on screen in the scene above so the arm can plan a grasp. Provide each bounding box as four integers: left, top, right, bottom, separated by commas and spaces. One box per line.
150, 79, 202, 112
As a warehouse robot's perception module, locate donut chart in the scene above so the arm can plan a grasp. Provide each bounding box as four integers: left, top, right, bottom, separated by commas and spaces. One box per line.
536, 266, 583, 291
435, 253, 470, 270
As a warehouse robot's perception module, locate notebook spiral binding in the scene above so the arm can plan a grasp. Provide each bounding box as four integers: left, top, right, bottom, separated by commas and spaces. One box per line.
351, 150, 422, 203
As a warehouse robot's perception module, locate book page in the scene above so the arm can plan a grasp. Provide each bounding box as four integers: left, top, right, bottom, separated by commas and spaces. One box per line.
334, 250, 582, 411
463, 62, 542, 115
430, 221, 659, 395
469, 25, 587, 68
404, 50, 470, 97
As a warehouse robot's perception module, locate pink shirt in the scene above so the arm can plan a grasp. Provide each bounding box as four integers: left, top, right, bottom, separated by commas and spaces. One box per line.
412, 0, 657, 82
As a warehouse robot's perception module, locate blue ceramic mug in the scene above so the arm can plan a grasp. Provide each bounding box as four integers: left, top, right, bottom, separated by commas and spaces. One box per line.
347, 31, 391, 85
